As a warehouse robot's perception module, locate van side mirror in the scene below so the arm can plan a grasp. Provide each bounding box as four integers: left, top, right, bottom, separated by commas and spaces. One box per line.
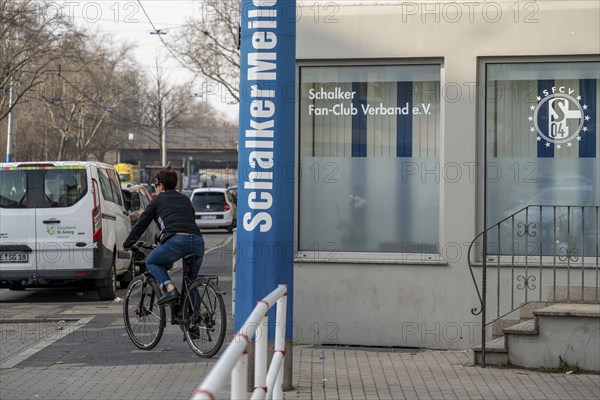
122, 189, 132, 211
130, 193, 141, 211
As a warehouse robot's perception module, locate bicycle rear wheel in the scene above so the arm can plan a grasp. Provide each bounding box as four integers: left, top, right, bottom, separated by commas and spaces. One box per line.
183, 280, 227, 357
123, 275, 165, 349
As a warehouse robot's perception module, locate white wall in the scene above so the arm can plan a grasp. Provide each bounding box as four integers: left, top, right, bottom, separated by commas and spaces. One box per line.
293, 1, 600, 349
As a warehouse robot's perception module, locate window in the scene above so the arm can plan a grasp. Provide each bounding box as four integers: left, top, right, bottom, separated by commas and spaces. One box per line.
192, 192, 227, 212
484, 60, 599, 256
44, 168, 87, 207
98, 168, 123, 206
98, 169, 115, 203
298, 64, 441, 254
108, 169, 123, 206
0, 167, 87, 208
0, 170, 28, 208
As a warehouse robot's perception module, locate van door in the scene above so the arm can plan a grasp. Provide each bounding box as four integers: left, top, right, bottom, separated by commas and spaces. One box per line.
36, 165, 94, 272
107, 168, 131, 274
97, 168, 131, 275
0, 166, 37, 276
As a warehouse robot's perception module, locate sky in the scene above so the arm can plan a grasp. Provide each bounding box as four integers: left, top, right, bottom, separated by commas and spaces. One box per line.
50, 0, 239, 120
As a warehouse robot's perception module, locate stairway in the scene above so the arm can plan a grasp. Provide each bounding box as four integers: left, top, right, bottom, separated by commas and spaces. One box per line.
474, 302, 600, 372
467, 205, 600, 371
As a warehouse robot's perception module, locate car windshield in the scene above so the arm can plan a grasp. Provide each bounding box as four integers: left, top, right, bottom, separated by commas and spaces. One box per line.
191, 192, 226, 212
0, 166, 87, 208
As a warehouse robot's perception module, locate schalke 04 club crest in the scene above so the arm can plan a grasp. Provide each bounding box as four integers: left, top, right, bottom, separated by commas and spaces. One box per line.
528, 86, 591, 149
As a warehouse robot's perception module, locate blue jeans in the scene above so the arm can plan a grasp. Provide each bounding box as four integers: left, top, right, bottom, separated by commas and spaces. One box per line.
145, 234, 205, 289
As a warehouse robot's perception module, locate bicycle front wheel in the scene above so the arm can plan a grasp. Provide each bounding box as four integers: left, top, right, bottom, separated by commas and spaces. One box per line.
183, 280, 227, 357
123, 275, 165, 349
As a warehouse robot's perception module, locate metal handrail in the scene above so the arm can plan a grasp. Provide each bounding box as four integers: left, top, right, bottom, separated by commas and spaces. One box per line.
191, 284, 288, 400
467, 204, 600, 366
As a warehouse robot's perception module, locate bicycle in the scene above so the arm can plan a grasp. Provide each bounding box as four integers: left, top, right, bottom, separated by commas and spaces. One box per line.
122, 242, 227, 358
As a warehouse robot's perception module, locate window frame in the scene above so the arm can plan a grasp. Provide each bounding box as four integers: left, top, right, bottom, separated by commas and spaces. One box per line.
295, 58, 447, 265
477, 55, 600, 265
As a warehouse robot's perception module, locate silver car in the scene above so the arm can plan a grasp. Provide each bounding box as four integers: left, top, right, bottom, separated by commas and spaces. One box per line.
191, 188, 237, 232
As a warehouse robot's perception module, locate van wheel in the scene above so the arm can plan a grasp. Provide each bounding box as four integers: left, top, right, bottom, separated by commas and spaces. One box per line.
98, 260, 117, 300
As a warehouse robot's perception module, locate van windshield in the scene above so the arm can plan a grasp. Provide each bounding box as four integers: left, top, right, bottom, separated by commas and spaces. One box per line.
0, 167, 88, 208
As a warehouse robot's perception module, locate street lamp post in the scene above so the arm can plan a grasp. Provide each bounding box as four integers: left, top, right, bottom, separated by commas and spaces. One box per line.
115, 126, 120, 163
161, 105, 167, 166
107, 107, 120, 164
6, 78, 15, 162
148, 29, 168, 166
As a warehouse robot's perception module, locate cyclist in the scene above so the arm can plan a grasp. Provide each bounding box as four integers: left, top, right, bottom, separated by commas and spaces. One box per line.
123, 169, 204, 305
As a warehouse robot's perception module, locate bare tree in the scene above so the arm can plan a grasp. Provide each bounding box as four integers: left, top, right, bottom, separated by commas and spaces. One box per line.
11, 100, 59, 160
0, 0, 72, 122
173, 0, 240, 102
141, 54, 195, 160
1, 1, 238, 163
179, 99, 236, 130
41, 34, 137, 160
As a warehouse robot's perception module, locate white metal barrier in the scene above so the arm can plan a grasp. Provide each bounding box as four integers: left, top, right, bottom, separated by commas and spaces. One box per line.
191, 284, 288, 400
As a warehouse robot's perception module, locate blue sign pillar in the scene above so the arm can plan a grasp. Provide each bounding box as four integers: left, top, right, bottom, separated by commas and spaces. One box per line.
237, 0, 296, 340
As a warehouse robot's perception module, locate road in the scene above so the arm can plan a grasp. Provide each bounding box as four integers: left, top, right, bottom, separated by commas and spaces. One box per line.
0, 231, 234, 370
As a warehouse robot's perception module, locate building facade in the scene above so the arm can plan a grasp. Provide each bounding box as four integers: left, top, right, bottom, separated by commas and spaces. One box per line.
292, 1, 600, 349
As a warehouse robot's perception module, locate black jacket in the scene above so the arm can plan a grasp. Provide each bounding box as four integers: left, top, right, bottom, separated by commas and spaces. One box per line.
123, 190, 201, 248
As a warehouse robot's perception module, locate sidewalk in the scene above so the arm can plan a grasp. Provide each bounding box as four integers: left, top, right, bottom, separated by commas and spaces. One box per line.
287, 346, 599, 400
1, 340, 599, 399
1, 233, 599, 399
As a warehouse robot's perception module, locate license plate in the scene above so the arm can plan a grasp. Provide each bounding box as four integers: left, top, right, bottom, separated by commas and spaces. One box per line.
200, 215, 217, 220
0, 252, 29, 263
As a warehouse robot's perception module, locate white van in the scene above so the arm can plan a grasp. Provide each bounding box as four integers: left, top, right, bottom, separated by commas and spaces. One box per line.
0, 161, 133, 299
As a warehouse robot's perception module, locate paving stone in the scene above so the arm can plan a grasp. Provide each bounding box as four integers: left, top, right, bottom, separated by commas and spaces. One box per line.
2, 339, 600, 399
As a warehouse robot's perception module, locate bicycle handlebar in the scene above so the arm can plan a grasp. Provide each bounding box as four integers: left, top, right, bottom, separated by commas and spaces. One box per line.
126, 242, 155, 252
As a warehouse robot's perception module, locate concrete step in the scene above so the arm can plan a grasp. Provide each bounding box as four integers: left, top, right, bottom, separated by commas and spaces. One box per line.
503, 318, 538, 335
473, 335, 506, 352
491, 318, 519, 338
534, 303, 600, 318
508, 303, 600, 371
519, 301, 548, 319
474, 303, 600, 368
473, 336, 507, 365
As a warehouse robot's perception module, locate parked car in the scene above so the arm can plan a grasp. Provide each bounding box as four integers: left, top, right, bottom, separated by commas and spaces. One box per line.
190, 187, 237, 232
0, 161, 133, 299
122, 184, 159, 246
180, 189, 194, 199
226, 185, 238, 205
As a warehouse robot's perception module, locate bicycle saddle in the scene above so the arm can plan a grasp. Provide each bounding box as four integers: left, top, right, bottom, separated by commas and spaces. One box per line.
184, 253, 201, 264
